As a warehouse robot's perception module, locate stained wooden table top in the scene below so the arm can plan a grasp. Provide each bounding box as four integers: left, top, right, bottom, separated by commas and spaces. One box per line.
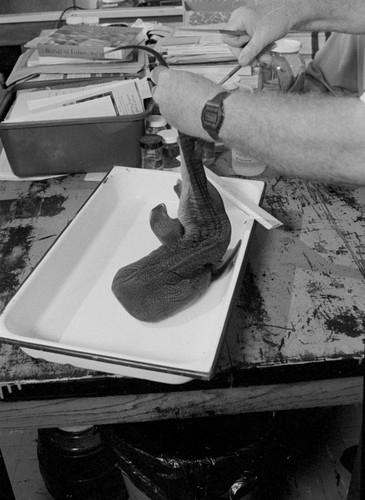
0, 161, 364, 402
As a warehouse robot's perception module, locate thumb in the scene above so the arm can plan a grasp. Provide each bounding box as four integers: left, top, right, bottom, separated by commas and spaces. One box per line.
150, 66, 169, 85
238, 34, 268, 67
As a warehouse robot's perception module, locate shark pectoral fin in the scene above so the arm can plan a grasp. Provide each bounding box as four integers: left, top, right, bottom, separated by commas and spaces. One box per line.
150, 203, 184, 246
173, 179, 183, 199
212, 240, 242, 281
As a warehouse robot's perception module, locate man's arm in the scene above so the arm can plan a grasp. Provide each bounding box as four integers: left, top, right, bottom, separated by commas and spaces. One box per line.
222, 0, 365, 66
151, 69, 365, 186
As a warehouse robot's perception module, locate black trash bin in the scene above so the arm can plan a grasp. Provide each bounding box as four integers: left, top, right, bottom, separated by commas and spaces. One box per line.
101, 413, 277, 500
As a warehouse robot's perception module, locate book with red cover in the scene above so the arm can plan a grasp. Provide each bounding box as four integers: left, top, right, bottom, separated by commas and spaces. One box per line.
33, 25, 145, 61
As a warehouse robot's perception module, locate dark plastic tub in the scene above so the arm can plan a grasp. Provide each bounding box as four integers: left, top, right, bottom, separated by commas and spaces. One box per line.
0, 84, 153, 177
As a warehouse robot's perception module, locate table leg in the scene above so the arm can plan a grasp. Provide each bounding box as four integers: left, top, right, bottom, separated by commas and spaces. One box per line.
0, 447, 15, 500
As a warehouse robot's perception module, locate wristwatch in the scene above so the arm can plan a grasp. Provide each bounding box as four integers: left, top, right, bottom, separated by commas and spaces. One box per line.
201, 91, 231, 141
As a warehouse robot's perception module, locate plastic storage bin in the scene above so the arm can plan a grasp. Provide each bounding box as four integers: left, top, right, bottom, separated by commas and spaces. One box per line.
0, 82, 153, 177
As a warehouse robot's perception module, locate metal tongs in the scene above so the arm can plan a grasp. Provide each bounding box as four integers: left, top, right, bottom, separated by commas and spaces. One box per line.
218, 41, 277, 85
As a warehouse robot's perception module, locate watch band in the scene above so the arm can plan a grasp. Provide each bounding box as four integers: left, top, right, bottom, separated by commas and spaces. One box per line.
201, 91, 231, 141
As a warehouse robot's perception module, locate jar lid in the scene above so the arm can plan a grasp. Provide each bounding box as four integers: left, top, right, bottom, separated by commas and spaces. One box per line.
146, 114, 167, 127
272, 38, 301, 53
140, 134, 163, 150
158, 129, 178, 144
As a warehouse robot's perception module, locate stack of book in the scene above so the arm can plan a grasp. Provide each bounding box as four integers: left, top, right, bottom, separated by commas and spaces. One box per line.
154, 24, 253, 86
6, 24, 148, 86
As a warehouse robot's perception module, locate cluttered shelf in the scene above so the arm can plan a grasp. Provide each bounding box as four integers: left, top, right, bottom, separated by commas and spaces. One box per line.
0, 5, 184, 47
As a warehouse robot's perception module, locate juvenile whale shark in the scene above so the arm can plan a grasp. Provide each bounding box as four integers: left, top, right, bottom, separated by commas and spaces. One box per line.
111, 132, 240, 322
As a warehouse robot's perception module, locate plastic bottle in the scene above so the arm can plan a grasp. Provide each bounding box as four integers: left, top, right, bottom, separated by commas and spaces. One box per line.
258, 38, 306, 93
231, 148, 266, 177
231, 85, 266, 177
140, 134, 164, 170
145, 115, 167, 135
158, 129, 181, 170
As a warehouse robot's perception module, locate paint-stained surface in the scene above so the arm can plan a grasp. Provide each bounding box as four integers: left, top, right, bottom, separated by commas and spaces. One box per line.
0, 176, 101, 383
219, 175, 365, 371
0, 167, 364, 387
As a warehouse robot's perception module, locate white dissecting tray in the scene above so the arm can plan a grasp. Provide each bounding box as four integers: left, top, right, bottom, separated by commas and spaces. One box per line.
0, 167, 264, 384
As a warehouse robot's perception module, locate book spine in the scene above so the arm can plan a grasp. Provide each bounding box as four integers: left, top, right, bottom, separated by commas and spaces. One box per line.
37, 44, 129, 60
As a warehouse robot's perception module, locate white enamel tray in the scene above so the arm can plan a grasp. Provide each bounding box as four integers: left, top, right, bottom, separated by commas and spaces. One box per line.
0, 167, 264, 384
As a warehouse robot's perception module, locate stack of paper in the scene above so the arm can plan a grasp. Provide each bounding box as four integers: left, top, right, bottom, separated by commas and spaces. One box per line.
5, 78, 152, 122
154, 25, 252, 82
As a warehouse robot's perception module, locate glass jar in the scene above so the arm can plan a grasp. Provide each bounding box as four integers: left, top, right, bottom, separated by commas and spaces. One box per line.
158, 129, 181, 170
258, 38, 306, 93
140, 134, 163, 170
145, 114, 167, 135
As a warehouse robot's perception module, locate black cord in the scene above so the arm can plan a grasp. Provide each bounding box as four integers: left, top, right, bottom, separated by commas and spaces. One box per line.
56, 6, 85, 29
106, 44, 169, 67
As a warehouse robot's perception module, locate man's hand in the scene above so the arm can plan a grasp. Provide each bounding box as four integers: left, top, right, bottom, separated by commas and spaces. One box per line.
221, 0, 294, 67
222, 0, 365, 67
150, 68, 222, 138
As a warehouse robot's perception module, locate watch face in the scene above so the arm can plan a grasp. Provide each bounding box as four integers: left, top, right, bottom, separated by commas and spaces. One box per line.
201, 92, 230, 140
204, 104, 221, 128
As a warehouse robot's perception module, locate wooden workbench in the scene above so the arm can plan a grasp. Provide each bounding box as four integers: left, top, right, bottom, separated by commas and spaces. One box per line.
0, 155, 363, 431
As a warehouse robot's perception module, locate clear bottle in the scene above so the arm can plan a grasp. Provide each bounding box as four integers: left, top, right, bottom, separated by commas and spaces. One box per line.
158, 129, 181, 171
258, 38, 306, 93
145, 114, 167, 135
231, 148, 266, 177
140, 134, 164, 170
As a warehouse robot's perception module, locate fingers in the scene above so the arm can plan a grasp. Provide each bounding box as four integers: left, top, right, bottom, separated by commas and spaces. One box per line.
237, 34, 267, 67
221, 33, 250, 48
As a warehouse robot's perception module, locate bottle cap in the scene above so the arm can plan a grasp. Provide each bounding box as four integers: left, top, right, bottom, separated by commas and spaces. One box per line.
146, 114, 167, 128
66, 16, 83, 25
158, 129, 178, 144
140, 134, 163, 150
272, 38, 301, 53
